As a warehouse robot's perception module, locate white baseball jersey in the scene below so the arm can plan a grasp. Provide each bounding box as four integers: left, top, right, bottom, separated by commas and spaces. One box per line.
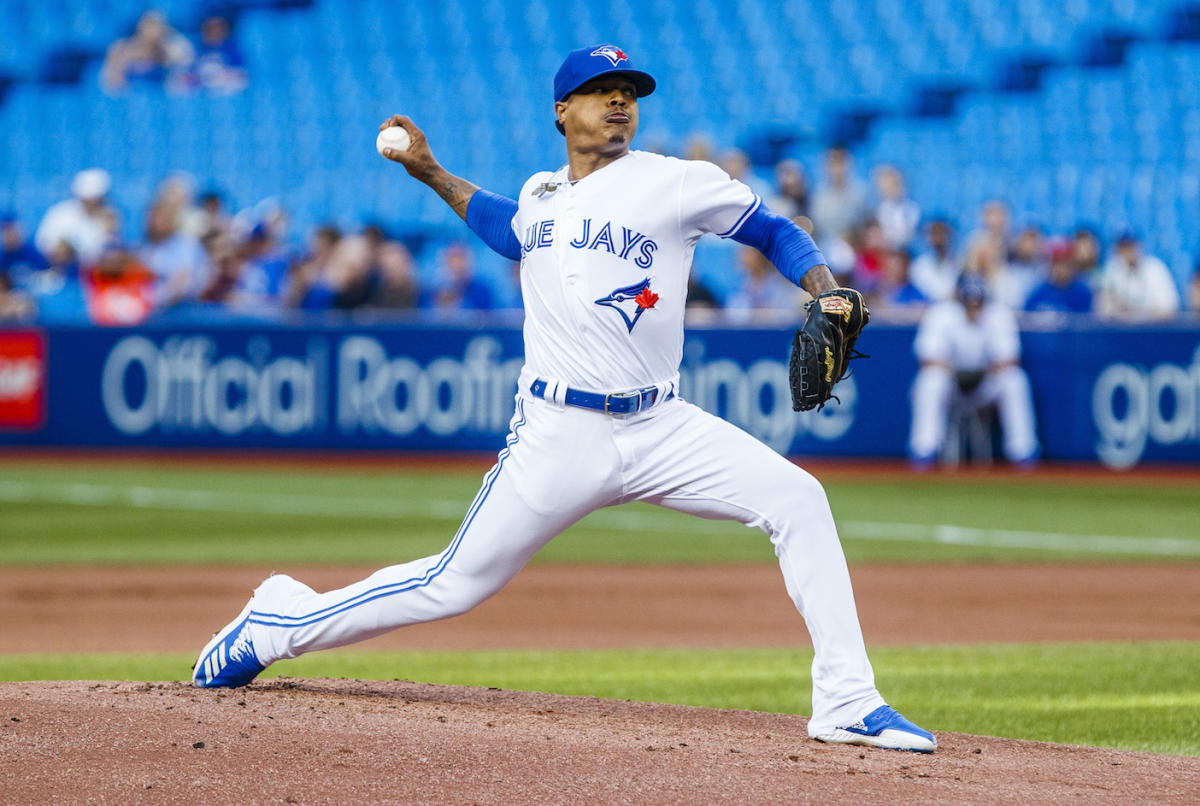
909, 301, 1038, 462
512, 150, 759, 392
210, 148, 900, 741
914, 300, 1020, 371
1097, 253, 1182, 318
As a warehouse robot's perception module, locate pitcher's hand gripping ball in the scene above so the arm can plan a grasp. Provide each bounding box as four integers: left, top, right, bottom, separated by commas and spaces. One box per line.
376, 125, 411, 156
789, 288, 870, 411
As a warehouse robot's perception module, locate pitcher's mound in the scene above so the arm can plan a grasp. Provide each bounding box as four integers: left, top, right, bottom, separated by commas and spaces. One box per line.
1, 679, 1196, 804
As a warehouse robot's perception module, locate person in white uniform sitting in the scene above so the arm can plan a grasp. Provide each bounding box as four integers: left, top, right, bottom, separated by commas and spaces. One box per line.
908, 273, 1039, 468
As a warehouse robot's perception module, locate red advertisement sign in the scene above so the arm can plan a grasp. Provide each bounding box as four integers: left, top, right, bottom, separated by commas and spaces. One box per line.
0, 330, 46, 430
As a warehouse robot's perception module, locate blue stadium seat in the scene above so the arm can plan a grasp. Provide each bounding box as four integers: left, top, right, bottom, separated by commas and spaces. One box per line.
0, 0, 1196, 294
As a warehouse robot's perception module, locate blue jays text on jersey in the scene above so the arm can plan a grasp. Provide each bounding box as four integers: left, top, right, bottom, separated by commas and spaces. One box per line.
521, 218, 658, 269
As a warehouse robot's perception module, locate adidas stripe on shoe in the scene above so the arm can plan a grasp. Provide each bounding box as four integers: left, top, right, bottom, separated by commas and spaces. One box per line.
192, 598, 265, 688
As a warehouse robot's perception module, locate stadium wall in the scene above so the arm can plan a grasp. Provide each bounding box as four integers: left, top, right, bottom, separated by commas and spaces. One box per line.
1, 322, 1198, 468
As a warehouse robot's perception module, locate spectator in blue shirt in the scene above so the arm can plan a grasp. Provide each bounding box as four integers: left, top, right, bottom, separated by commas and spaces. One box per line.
1024, 239, 1092, 314
286, 225, 342, 311
231, 222, 291, 311
429, 243, 494, 311
871, 247, 927, 318
22, 239, 87, 324
1, 213, 40, 320
724, 244, 805, 324
1, 212, 47, 289
140, 198, 213, 309
101, 10, 194, 94
190, 15, 247, 94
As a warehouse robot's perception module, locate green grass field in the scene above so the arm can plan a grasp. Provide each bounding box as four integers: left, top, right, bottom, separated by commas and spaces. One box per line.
2, 461, 1198, 565
2, 459, 1198, 756
4, 643, 1197, 756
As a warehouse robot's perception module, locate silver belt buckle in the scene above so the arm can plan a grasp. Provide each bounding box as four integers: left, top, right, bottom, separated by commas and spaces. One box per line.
604, 390, 642, 414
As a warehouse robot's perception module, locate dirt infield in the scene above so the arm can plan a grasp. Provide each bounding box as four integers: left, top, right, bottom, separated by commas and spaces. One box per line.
2, 563, 1199, 654
3, 562, 1200, 802
3, 679, 1198, 804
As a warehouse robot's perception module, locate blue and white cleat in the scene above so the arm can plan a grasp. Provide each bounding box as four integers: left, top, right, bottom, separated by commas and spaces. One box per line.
192, 595, 266, 688
813, 705, 937, 753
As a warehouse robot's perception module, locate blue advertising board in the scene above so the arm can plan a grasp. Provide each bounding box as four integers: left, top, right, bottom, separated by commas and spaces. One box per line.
1020, 322, 1200, 467
2, 320, 1199, 467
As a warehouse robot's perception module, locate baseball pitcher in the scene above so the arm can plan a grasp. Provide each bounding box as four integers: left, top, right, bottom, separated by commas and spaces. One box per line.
194, 44, 935, 753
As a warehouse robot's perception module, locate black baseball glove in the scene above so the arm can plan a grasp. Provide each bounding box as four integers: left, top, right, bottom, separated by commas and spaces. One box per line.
788, 288, 870, 411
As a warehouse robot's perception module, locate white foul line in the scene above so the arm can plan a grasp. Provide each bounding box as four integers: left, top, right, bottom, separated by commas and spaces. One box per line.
837, 521, 1200, 557
0, 479, 464, 520
1, 479, 1197, 557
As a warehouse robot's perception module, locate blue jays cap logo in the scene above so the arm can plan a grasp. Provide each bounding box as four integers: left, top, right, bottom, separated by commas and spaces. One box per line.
595, 278, 659, 333
554, 44, 656, 104
591, 45, 629, 66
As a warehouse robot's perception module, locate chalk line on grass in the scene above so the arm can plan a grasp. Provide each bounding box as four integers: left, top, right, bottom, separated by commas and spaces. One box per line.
1, 479, 1196, 557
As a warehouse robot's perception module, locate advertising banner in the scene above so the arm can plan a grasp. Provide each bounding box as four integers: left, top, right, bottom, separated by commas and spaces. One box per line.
0, 330, 46, 431
1023, 325, 1200, 468
2, 321, 1198, 467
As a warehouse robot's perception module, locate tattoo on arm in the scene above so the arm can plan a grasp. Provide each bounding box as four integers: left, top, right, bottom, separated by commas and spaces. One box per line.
430, 173, 479, 222
799, 264, 839, 297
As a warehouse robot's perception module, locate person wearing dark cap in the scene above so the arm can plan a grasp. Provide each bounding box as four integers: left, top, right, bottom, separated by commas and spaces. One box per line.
194, 44, 937, 754
909, 272, 1039, 469
1096, 229, 1181, 320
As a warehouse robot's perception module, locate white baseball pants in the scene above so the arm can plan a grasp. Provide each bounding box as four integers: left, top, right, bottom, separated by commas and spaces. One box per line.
908, 364, 1039, 463
250, 391, 885, 735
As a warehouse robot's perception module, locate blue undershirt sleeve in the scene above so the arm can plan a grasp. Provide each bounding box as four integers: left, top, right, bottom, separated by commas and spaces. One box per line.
466, 190, 521, 261
729, 204, 828, 287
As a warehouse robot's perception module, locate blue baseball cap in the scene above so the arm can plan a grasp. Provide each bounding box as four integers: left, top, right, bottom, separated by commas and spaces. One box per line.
1115, 227, 1139, 244
554, 44, 656, 103
957, 272, 988, 304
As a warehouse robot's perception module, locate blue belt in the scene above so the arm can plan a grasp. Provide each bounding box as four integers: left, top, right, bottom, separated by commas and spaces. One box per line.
529, 379, 674, 415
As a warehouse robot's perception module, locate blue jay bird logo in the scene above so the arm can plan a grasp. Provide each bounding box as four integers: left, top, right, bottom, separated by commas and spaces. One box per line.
595, 278, 659, 332
591, 45, 630, 66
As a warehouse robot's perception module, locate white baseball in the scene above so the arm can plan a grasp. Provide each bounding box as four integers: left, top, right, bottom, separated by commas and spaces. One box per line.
376, 125, 411, 156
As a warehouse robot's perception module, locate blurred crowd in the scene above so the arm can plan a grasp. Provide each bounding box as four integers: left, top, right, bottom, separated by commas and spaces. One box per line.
100, 10, 247, 96
700, 143, 1198, 325
3, 7, 1198, 328
3, 146, 1199, 327
0, 167, 508, 326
